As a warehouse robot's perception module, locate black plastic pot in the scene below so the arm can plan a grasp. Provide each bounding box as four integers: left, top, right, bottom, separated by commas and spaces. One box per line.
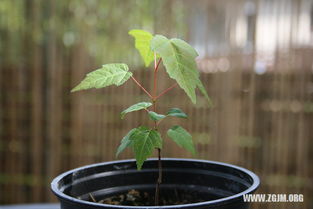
51, 158, 260, 209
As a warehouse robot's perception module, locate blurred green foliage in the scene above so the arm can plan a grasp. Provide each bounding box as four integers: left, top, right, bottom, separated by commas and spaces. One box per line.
0, 0, 188, 67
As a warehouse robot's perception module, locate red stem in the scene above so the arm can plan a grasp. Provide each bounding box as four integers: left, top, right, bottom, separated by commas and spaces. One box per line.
155, 83, 178, 100
153, 57, 162, 100
155, 58, 162, 73
153, 73, 157, 100
131, 76, 153, 99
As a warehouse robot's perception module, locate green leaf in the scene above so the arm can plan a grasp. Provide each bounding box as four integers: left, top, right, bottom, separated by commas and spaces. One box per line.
131, 126, 162, 170
120, 102, 152, 119
197, 80, 213, 107
151, 35, 199, 104
116, 128, 137, 157
166, 108, 188, 118
71, 63, 132, 92
129, 29, 155, 67
148, 111, 166, 121
167, 125, 196, 155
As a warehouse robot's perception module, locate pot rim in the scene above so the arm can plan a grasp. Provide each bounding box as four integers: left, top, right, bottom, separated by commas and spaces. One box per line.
51, 158, 260, 208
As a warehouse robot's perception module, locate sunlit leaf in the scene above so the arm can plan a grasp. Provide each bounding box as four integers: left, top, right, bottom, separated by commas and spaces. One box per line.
151, 35, 199, 103
120, 102, 152, 119
151, 35, 211, 105
167, 125, 196, 155
71, 63, 132, 92
129, 29, 155, 67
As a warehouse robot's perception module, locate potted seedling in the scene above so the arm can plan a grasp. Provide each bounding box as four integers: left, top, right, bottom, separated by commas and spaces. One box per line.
51, 30, 259, 209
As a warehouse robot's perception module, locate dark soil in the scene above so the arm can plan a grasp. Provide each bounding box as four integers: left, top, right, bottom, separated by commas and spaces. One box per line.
90, 189, 209, 206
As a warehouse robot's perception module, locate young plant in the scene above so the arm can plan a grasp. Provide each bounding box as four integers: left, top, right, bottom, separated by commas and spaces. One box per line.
71, 29, 211, 205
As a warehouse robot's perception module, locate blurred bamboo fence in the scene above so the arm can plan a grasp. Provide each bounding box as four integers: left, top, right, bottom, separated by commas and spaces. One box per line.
0, 0, 313, 209
1, 49, 312, 208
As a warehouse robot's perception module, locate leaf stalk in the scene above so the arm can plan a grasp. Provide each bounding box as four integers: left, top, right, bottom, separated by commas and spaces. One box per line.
131, 76, 153, 99
155, 83, 178, 100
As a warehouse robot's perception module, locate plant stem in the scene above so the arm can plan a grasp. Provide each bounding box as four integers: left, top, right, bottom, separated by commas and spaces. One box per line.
153, 71, 157, 100
155, 148, 162, 205
131, 55, 163, 205
155, 83, 178, 100
155, 58, 162, 73
153, 53, 162, 206
131, 76, 153, 99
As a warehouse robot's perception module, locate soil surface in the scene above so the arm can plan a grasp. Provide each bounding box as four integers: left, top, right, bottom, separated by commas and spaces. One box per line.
91, 189, 209, 206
